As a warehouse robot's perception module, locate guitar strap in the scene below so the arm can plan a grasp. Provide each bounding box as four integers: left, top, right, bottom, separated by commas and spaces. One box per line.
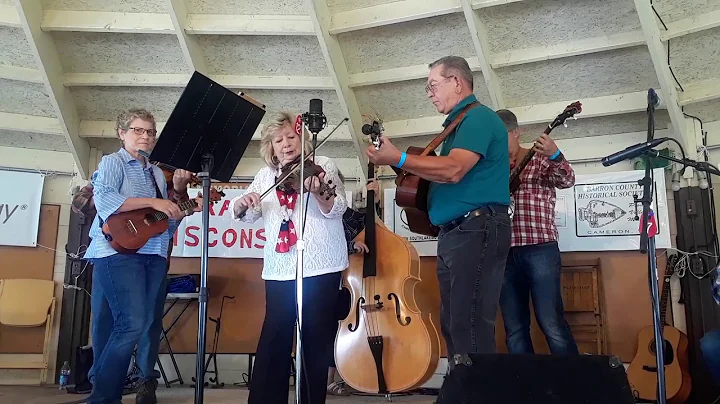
419, 101, 481, 156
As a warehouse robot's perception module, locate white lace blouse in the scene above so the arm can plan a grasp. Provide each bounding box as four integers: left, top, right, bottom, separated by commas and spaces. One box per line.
231, 155, 349, 281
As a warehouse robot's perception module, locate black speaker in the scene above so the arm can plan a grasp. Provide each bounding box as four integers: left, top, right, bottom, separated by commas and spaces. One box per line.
436, 354, 636, 404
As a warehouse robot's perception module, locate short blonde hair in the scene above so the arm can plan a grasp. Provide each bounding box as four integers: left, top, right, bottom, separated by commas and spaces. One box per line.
115, 108, 156, 138
259, 111, 312, 168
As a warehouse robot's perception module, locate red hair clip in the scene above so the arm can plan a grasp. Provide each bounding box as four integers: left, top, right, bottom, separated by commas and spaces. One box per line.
294, 115, 303, 135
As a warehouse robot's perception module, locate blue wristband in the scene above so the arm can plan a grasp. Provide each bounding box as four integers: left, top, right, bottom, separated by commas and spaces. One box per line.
549, 149, 561, 161
397, 151, 407, 168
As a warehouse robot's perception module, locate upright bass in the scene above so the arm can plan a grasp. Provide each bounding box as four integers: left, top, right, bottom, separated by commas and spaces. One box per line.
334, 122, 441, 394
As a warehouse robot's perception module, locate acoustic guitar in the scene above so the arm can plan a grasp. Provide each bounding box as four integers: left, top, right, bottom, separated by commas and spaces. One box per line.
509, 101, 582, 193
626, 257, 692, 404
391, 102, 481, 237
102, 189, 225, 254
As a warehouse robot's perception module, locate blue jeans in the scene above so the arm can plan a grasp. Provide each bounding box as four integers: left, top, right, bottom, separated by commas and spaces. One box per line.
436, 207, 512, 365
87, 253, 167, 404
499, 241, 578, 354
700, 328, 720, 384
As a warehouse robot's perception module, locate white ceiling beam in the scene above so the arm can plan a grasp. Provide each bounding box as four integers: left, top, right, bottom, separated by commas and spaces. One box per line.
491, 31, 646, 68
634, 0, 692, 152
63, 72, 335, 90
678, 78, 720, 106
0, 111, 63, 135
472, 0, 523, 9
522, 130, 665, 164
79, 120, 354, 142
661, 9, 720, 41
15, 0, 91, 179
0, 146, 77, 174
328, 0, 460, 34
0, 64, 43, 83
306, 0, 369, 180
41, 10, 174, 34
185, 14, 315, 35
0, 4, 21, 27
383, 90, 663, 137
166, 0, 206, 74
459, 0, 504, 109
349, 58, 482, 88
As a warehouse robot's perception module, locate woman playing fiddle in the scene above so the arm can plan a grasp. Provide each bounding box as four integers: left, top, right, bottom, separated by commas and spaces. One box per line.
82, 108, 198, 404
231, 112, 348, 404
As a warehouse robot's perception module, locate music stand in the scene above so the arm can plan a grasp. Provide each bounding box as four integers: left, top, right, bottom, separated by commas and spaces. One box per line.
149, 71, 265, 404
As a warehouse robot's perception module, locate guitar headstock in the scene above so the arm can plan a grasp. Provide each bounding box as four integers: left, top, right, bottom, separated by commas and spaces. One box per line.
361, 112, 384, 150
549, 101, 582, 130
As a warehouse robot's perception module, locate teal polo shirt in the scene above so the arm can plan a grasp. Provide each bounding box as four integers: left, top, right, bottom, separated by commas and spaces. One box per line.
426, 94, 510, 226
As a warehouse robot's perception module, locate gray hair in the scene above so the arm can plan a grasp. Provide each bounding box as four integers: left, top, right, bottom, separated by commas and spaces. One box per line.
115, 108, 156, 138
496, 109, 519, 132
428, 56, 474, 90
259, 111, 312, 169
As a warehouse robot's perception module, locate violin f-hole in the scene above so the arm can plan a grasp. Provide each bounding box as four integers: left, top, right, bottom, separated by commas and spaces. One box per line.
388, 293, 411, 326
348, 297, 365, 332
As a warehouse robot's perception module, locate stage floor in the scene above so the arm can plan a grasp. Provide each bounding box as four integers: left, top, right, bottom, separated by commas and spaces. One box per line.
0, 385, 437, 403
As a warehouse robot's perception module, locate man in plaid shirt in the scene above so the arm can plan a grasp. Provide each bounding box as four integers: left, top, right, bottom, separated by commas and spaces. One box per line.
496, 109, 578, 354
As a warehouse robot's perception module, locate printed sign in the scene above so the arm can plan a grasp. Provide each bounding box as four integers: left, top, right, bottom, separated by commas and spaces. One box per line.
557, 168, 670, 251
383, 188, 438, 257
172, 186, 353, 258
0, 170, 44, 247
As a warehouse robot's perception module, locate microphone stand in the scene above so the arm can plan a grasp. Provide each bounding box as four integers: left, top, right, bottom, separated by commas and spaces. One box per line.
633, 93, 668, 404
294, 111, 329, 404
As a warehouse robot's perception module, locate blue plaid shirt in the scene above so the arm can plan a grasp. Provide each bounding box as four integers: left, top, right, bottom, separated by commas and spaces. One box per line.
83, 148, 180, 259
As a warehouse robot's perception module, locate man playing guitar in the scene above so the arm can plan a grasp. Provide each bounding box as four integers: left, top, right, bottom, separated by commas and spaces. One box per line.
366, 56, 511, 371
496, 109, 578, 355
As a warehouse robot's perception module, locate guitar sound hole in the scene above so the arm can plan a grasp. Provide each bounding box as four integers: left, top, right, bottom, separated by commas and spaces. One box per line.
648, 339, 675, 365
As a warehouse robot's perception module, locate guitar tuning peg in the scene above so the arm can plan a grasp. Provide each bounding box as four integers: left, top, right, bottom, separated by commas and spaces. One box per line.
573, 116, 577, 120
563, 122, 568, 128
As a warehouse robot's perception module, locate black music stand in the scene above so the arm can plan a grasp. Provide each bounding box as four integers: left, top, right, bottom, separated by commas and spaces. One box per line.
149, 71, 265, 404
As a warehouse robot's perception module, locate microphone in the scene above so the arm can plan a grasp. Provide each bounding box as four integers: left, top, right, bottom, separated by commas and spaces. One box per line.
601, 137, 669, 167
302, 98, 327, 135
647, 88, 660, 109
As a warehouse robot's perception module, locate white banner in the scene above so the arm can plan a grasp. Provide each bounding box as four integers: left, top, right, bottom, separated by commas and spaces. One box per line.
0, 170, 44, 247
171, 187, 353, 258
381, 169, 671, 254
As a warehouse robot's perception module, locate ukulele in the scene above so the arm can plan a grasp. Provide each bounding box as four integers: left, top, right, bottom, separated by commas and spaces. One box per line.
390, 102, 481, 237
626, 256, 692, 404
102, 188, 225, 254
509, 101, 582, 193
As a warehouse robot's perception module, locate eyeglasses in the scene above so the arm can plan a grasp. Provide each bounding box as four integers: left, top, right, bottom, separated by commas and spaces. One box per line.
128, 127, 157, 137
425, 75, 456, 94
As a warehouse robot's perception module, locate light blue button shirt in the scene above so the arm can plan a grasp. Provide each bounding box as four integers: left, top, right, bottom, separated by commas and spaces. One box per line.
84, 148, 180, 259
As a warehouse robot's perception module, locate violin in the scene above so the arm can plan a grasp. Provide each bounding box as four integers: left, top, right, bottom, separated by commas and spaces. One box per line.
276, 156, 337, 200
334, 120, 441, 394
152, 161, 201, 187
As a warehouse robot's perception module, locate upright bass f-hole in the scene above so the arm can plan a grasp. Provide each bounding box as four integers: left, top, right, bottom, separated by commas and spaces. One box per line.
348, 297, 365, 332
388, 293, 411, 326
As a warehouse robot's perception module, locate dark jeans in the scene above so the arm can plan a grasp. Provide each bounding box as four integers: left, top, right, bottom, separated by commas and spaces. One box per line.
248, 271, 341, 404
436, 207, 512, 366
701, 328, 720, 384
499, 241, 578, 354
87, 253, 168, 404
